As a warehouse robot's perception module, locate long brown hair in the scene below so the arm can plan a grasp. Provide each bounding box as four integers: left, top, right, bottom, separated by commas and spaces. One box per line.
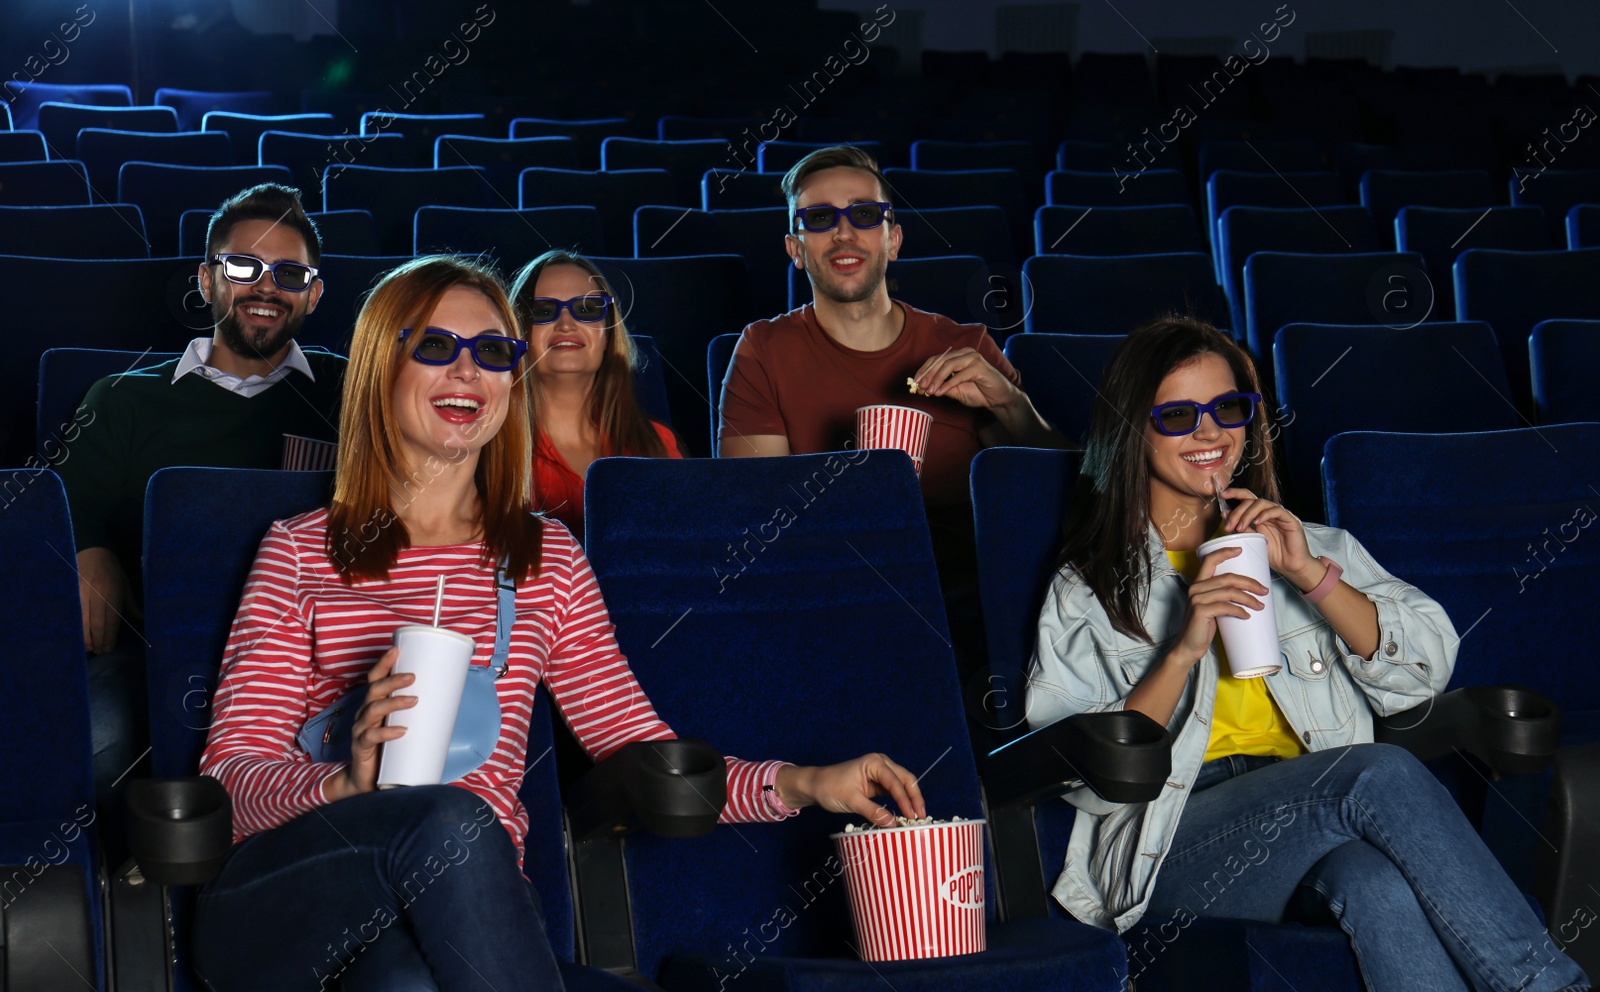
507, 250, 667, 459
326, 255, 540, 584
1058, 317, 1280, 641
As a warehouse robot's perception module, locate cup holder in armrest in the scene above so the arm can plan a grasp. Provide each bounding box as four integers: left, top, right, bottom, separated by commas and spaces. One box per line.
567, 739, 727, 843
983, 711, 1171, 809
1374, 685, 1561, 777
125, 776, 233, 886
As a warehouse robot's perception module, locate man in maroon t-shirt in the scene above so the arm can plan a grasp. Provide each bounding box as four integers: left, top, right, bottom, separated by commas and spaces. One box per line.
719, 145, 1065, 595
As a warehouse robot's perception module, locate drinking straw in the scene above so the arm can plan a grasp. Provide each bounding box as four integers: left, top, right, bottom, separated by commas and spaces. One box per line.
432, 575, 444, 627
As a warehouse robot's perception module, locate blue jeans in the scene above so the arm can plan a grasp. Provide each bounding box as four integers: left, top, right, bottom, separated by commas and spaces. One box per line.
192, 785, 564, 992
1147, 744, 1588, 992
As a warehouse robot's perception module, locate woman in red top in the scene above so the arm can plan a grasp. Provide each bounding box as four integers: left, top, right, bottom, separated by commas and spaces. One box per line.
191, 256, 925, 991
509, 249, 680, 541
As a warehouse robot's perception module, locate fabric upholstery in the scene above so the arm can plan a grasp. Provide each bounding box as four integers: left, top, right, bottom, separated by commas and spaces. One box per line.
707, 332, 740, 454
414, 204, 604, 258
257, 130, 410, 193
634, 206, 789, 318
117, 162, 295, 257
1217, 206, 1380, 335
1244, 250, 1431, 361
519, 168, 678, 265
155, 89, 277, 131
1001, 335, 1123, 446
1023, 253, 1227, 335
1530, 319, 1600, 425
0, 159, 91, 206
0, 202, 149, 260
1034, 203, 1204, 258
36, 348, 183, 463
321, 164, 493, 255
1395, 205, 1549, 320
602, 137, 728, 206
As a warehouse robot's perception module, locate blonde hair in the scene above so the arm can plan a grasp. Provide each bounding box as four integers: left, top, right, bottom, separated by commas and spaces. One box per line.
327, 255, 540, 583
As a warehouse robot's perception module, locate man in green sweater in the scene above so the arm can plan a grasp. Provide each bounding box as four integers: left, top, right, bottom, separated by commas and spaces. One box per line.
54, 183, 346, 798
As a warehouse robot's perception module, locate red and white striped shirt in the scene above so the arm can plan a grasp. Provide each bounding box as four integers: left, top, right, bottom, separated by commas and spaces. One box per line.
200, 510, 792, 863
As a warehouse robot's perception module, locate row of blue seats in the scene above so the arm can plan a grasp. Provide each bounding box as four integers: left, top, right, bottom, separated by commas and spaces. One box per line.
8, 416, 1600, 990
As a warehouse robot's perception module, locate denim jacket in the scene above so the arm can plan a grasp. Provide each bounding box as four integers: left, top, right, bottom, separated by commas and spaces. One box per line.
1024, 521, 1458, 932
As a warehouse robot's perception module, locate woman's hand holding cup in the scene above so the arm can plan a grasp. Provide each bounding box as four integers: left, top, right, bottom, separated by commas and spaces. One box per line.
322, 646, 416, 802
1219, 488, 1324, 591
1171, 546, 1270, 668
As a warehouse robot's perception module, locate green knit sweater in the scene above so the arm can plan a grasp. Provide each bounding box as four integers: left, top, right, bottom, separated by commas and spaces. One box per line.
54, 350, 346, 596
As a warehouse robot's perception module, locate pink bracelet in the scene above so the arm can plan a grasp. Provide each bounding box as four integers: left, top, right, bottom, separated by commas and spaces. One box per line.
762, 763, 802, 818
1303, 557, 1344, 604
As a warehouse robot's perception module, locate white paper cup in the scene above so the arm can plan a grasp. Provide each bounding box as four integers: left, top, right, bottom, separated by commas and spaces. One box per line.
856, 405, 933, 476
377, 625, 475, 788
831, 819, 986, 962
1196, 532, 1281, 678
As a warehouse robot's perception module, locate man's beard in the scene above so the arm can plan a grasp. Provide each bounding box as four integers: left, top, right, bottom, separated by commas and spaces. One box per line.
809, 252, 886, 305
215, 298, 303, 362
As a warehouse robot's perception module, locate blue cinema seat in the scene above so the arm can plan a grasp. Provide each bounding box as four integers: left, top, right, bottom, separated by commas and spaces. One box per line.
1395, 206, 1549, 320
521, 168, 678, 262
155, 88, 276, 130
1000, 333, 1124, 446
583, 453, 1135, 991
414, 204, 606, 259
1530, 319, 1600, 425
322, 164, 492, 255
1033, 203, 1204, 257
1216, 205, 1381, 342
1022, 253, 1226, 336
1243, 250, 1432, 363
117, 162, 295, 257
0, 202, 148, 259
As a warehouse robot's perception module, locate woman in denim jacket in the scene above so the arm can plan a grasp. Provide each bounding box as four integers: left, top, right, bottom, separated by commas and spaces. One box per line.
1026, 318, 1586, 992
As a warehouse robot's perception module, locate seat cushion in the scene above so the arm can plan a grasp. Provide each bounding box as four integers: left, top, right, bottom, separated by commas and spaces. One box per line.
1129, 916, 1359, 992
659, 917, 1128, 992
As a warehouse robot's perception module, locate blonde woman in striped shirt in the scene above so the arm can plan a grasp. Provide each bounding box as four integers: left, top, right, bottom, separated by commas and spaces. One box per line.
191, 256, 925, 991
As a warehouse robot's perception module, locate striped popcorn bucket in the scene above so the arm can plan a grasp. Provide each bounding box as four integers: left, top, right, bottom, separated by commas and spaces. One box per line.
855, 405, 933, 476
282, 434, 338, 472
831, 819, 986, 962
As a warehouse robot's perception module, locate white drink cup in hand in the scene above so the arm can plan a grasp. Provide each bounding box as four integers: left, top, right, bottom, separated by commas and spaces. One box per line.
1196, 532, 1281, 679
377, 625, 475, 788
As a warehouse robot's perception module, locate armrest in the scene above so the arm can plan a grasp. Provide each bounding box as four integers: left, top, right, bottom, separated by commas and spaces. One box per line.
566, 739, 726, 843
1374, 685, 1560, 777
125, 776, 233, 886
983, 711, 1171, 809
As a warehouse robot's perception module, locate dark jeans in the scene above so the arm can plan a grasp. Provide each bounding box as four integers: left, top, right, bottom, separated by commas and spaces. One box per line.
192, 785, 564, 992
1148, 745, 1588, 992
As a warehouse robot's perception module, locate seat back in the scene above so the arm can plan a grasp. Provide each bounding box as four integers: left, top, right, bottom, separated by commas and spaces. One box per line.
414, 205, 606, 259
633, 206, 787, 319
0, 468, 102, 988
434, 135, 580, 201
78, 129, 231, 192
791, 255, 990, 329
358, 111, 498, 166
202, 112, 334, 155
37, 348, 184, 463
0, 203, 148, 259
656, 116, 760, 141
601, 137, 726, 206
589, 255, 752, 458
305, 254, 410, 352
706, 332, 740, 455
1395, 206, 1550, 320
1033, 203, 1204, 257
1001, 334, 1124, 446
0, 159, 91, 205
322, 164, 492, 255
1324, 425, 1600, 715
156, 89, 276, 130
700, 168, 787, 209
971, 447, 1085, 738
895, 204, 1016, 265
1244, 250, 1430, 359
1510, 169, 1600, 243
3, 80, 131, 131
1569, 204, 1600, 249
1206, 169, 1344, 257
520, 168, 676, 261
1217, 205, 1381, 336
883, 167, 1031, 259
1334, 142, 1454, 199
757, 140, 886, 173
0, 130, 48, 162
584, 453, 982, 978
117, 163, 295, 257
509, 118, 631, 170
911, 139, 1042, 201
1198, 139, 1324, 180
36, 101, 173, 155
256, 129, 410, 194
0, 255, 208, 464
178, 207, 379, 258
1359, 169, 1496, 246
1272, 322, 1517, 520
1055, 140, 1119, 171
1455, 248, 1600, 417
1022, 252, 1226, 335
1530, 319, 1600, 425
1046, 168, 1191, 207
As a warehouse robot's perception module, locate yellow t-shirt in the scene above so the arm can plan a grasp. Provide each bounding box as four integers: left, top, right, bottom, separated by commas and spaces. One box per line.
1166, 542, 1306, 762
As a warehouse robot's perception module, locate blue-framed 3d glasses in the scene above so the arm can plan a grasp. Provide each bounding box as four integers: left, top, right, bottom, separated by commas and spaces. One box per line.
524, 295, 612, 325
399, 327, 529, 372
793, 201, 893, 234
1149, 392, 1261, 436
209, 253, 319, 292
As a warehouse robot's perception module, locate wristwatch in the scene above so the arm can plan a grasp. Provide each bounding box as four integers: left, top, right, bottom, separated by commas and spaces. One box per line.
1303, 556, 1343, 604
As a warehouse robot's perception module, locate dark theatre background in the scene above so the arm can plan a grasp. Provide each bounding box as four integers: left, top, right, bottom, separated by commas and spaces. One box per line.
3, 1, 1600, 990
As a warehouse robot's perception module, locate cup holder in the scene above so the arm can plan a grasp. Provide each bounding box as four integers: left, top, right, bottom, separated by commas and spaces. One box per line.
125, 776, 232, 886
568, 738, 728, 841
1466, 685, 1561, 776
